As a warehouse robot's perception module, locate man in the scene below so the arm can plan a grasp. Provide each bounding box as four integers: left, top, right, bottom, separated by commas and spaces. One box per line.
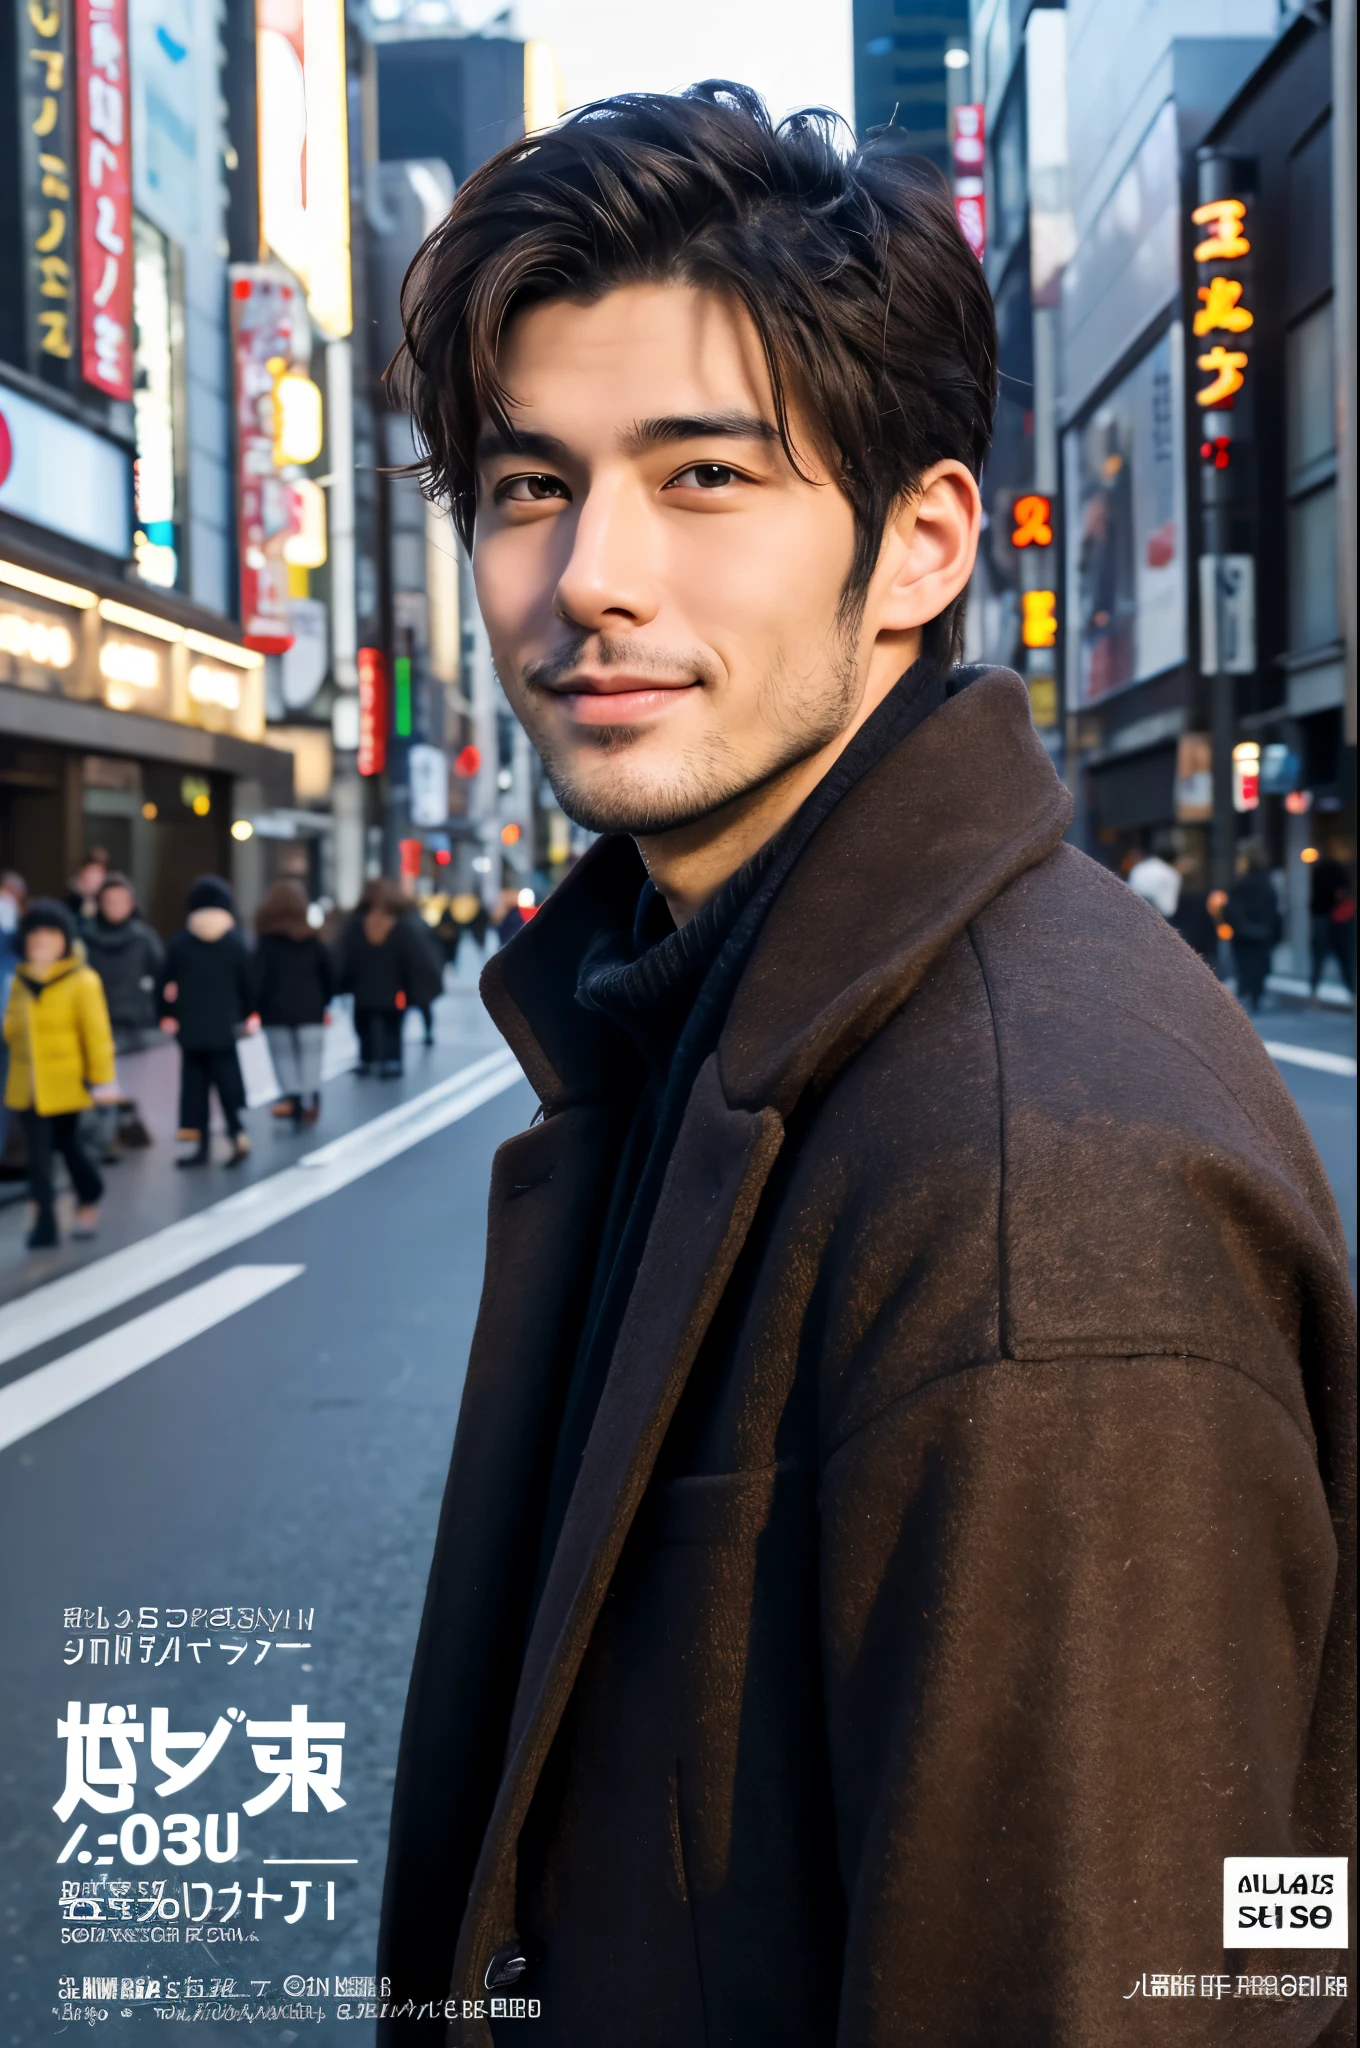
379, 87, 1354, 2045
65, 846, 109, 923
1310, 837, 1356, 998
1125, 837, 1182, 920
81, 871, 164, 1053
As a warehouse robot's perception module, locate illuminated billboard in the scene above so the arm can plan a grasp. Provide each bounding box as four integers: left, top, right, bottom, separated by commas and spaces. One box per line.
255, 0, 352, 338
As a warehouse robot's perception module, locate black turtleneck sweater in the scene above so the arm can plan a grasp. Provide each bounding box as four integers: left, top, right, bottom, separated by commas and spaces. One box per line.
526, 655, 969, 1626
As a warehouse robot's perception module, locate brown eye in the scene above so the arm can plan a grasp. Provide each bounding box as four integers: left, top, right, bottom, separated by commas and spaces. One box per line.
500, 473, 569, 503
670, 463, 737, 490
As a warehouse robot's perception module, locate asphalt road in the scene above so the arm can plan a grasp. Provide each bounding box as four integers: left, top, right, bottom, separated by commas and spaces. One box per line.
0, 972, 1351, 2046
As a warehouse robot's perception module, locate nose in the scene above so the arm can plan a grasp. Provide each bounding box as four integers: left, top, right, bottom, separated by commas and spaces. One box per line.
553, 474, 658, 634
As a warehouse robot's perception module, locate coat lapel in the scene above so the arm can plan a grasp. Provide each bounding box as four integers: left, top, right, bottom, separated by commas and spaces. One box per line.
450, 1058, 785, 1998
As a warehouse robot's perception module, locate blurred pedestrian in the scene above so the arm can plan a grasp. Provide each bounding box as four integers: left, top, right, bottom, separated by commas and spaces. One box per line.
1226, 847, 1282, 1013
66, 847, 109, 922
81, 872, 163, 1052
79, 872, 162, 1162
1309, 837, 1356, 997
405, 906, 444, 1046
451, 890, 490, 959
3, 899, 116, 1248
0, 870, 27, 1144
333, 878, 434, 1077
159, 875, 255, 1166
254, 880, 334, 1126
1169, 853, 1218, 967
493, 885, 526, 945
0, 870, 25, 1001
1126, 840, 1181, 919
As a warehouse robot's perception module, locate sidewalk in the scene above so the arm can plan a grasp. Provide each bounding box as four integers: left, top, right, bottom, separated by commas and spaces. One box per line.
0, 945, 509, 1310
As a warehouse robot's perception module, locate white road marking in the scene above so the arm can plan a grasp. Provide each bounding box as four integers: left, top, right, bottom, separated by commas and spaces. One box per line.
0, 1265, 303, 1453
0, 1048, 524, 1373
1263, 1040, 1357, 1079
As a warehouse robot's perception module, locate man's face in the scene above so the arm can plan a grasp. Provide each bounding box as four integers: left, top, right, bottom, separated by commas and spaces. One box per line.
472, 284, 865, 836
100, 885, 134, 924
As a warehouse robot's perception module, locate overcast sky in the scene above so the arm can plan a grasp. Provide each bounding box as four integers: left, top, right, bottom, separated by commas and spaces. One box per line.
509, 0, 856, 130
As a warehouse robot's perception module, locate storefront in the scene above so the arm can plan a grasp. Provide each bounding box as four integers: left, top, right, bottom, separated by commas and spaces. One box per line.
0, 541, 291, 933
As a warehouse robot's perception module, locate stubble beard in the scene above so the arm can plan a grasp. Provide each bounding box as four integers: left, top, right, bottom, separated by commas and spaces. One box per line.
513, 630, 865, 838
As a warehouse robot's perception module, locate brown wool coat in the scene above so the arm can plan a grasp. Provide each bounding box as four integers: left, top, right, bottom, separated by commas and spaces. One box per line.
379, 670, 1355, 2047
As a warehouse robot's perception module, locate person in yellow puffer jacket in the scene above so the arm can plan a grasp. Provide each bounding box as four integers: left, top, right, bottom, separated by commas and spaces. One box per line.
4, 898, 117, 1250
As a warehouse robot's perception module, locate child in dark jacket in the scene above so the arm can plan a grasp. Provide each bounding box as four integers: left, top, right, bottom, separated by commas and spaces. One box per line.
253, 881, 334, 1126
158, 876, 256, 1166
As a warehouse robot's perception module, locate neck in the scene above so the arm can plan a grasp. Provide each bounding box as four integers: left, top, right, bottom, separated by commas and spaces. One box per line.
636, 628, 921, 926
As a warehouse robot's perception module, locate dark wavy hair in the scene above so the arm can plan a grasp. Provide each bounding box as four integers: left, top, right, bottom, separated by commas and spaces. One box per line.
386, 81, 997, 659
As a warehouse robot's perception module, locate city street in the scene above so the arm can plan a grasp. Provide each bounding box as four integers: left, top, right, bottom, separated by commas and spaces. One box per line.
0, 968, 533, 2043
0, 952, 1351, 2043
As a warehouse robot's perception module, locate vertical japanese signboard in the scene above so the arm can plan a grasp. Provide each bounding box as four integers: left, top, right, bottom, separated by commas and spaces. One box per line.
357, 646, 388, 776
17, 0, 75, 371
1192, 162, 1258, 692
950, 104, 986, 260
75, 0, 133, 398
230, 268, 308, 654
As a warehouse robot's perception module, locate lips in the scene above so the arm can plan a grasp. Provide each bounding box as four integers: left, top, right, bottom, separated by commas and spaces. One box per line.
543, 674, 698, 724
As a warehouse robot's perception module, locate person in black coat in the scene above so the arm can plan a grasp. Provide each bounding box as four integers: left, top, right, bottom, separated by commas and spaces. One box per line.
254, 880, 334, 1126
158, 875, 256, 1165
1226, 848, 1283, 1013
81, 871, 164, 1051
332, 878, 439, 1077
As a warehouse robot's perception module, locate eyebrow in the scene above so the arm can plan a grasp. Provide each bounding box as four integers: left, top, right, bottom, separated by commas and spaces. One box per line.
475, 426, 573, 465
620, 411, 781, 454
474, 411, 781, 467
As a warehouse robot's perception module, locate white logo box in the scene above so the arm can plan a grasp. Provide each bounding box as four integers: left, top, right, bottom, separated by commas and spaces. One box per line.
1224, 1859, 1349, 1949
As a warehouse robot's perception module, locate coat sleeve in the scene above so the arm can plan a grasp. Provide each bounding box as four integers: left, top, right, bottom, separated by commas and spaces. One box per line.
317, 938, 335, 1007
3, 977, 22, 1050
76, 971, 117, 1086
331, 923, 354, 995
819, 1353, 1346, 2046
157, 936, 179, 1018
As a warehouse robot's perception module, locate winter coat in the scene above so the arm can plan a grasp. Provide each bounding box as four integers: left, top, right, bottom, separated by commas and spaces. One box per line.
4, 956, 115, 1114
378, 669, 1354, 2047
1310, 857, 1355, 922
333, 913, 441, 1013
81, 914, 164, 1034
1226, 868, 1283, 948
158, 928, 254, 1050
253, 931, 334, 1027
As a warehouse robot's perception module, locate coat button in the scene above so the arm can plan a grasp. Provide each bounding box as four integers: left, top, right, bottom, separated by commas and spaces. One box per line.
484, 1944, 529, 1992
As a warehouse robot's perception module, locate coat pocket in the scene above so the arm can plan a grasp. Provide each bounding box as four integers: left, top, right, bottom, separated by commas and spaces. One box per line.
642, 1457, 807, 1549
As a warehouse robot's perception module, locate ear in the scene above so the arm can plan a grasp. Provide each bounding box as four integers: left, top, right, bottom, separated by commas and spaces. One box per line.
872, 460, 982, 634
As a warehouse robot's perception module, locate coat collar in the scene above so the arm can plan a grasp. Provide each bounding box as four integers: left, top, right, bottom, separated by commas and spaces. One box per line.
17, 955, 82, 992
482, 667, 1072, 1121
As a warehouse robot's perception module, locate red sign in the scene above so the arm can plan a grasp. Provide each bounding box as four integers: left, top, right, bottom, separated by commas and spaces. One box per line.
950, 104, 986, 261
229, 268, 309, 652
358, 647, 387, 777
75, 0, 133, 398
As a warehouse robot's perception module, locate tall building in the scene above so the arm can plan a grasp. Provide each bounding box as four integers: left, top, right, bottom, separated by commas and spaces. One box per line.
965, 0, 1353, 994
0, 0, 290, 932
853, 0, 970, 172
